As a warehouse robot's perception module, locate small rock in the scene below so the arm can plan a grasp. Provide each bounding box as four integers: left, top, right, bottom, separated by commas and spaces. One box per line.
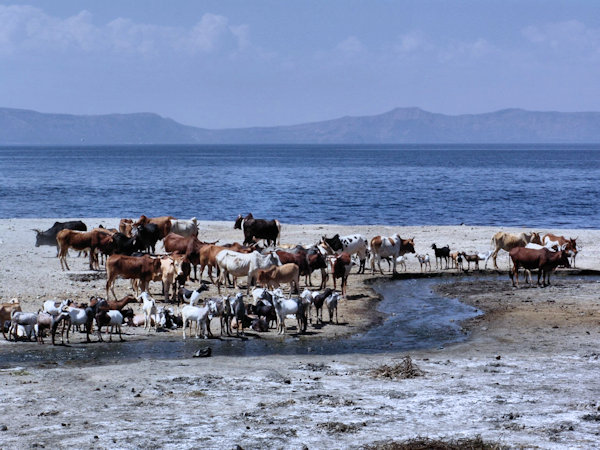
193, 347, 212, 358
0, 425, 7, 431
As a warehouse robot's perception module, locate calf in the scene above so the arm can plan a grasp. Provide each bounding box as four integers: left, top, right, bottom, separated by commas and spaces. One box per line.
256, 263, 300, 295
332, 252, 353, 296
105, 254, 161, 300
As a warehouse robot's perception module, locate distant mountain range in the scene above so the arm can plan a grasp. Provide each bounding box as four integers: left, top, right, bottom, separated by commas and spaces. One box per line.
2, 106, 600, 144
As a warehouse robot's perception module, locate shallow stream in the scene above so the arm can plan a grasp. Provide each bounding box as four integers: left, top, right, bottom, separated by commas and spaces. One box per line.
0, 277, 481, 368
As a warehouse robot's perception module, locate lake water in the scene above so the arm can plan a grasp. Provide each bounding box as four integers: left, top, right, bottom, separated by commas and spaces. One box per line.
0, 144, 598, 228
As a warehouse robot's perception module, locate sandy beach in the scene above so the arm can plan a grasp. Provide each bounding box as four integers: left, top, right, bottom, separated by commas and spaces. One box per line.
1, 219, 600, 449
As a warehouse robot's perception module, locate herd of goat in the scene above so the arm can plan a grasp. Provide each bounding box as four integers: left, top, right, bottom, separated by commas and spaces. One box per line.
2, 214, 579, 345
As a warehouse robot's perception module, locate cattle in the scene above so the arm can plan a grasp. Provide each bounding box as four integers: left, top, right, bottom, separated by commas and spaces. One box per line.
276, 250, 309, 281
509, 247, 570, 287
119, 218, 134, 236
491, 231, 542, 269
257, 263, 300, 294
132, 222, 160, 254
56, 228, 113, 270
164, 233, 213, 281
133, 256, 184, 301
234, 213, 281, 247
133, 215, 174, 240
321, 234, 368, 274
332, 252, 353, 296
170, 217, 198, 238
105, 254, 162, 300
369, 234, 415, 274
431, 244, 451, 270
543, 234, 578, 267
215, 250, 280, 293
33, 220, 87, 253
307, 250, 328, 289
111, 232, 140, 255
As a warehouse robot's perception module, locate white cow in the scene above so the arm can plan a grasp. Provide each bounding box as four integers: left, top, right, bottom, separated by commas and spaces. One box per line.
320, 234, 369, 274
369, 234, 416, 274
215, 250, 280, 293
170, 217, 198, 238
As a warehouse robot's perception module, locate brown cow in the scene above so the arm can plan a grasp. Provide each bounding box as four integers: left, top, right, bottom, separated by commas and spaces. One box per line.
56, 228, 113, 270
106, 254, 162, 300
257, 263, 300, 294
133, 215, 175, 240
332, 252, 353, 296
119, 218, 134, 236
509, 247, 570, 288
491, 231, 542, 269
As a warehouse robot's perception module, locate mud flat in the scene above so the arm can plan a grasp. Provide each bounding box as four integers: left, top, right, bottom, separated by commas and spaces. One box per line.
1, 219, 600, 448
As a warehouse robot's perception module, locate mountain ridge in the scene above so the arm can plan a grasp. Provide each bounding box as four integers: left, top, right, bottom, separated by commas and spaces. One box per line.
1, 106, 600, 144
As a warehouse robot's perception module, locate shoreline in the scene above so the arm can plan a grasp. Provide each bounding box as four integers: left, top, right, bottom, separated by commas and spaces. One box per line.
2, 219, 600, 448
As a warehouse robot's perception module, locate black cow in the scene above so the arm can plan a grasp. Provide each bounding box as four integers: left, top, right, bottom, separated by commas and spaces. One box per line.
34, 220, 87, 253
111, 232, 141, 255
132, 223, 160, 253
234, 213, 281, 247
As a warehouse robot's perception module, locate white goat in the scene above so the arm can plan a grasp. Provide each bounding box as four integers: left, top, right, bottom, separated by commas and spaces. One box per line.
414, 254, 431, 272
273, 295, 306, 335
326, 292, 341, 324
42, 299, 71, 316
8, 311, 38, 341
139, 292, 157, 331
181, 304, 210, 339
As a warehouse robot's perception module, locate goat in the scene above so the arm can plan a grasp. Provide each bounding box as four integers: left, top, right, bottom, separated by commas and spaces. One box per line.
414, 254, 431, 272
326, 292, 340, 324
36, 311, 70, 345
139, 292, 158, 331
96, 310, 124, 342
181, 304, 210, 339
431, 244, 450, 269
8, 311, 38, 341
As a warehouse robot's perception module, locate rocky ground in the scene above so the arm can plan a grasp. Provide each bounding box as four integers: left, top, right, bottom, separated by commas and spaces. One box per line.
1, 219, 599, 449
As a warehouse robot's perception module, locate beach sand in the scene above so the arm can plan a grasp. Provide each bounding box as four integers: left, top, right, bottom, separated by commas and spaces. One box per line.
1, 219, 599, 448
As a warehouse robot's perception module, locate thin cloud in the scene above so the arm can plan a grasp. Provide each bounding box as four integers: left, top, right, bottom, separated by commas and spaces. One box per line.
0, 5, 250, 56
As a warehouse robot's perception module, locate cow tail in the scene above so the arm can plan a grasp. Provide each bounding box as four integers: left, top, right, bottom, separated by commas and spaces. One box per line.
275, 220, 281, 246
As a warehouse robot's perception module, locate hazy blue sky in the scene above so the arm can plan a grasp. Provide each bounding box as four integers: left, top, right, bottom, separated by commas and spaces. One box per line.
2, 1, 600, 128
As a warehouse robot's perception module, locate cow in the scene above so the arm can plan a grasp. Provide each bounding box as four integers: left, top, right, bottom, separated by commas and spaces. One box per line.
215, 250, 280, 293
491, 231, 542, 269
170, 217, 198, 238
132, 256, 184, 301
105, 254, 162, 300
119, 218, 134, 236
332, 252, 353, 296
56, 228, 113, 270
132, 222, 160, 254
133, 215, 174, 240
257, 263, 300, 294
321, 234, 368, 274
234, 213, 281, 247
543, 234, 578, 267
509, 247, 570, 287
111, 232, 141, 255
33, 220, 87, 254
369, 234, 416, 275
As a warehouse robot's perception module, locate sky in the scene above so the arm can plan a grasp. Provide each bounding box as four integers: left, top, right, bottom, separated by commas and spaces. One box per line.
1, 0, 600, 128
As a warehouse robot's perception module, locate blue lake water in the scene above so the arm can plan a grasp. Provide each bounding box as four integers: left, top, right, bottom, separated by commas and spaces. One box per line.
0, 144, 598, 227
